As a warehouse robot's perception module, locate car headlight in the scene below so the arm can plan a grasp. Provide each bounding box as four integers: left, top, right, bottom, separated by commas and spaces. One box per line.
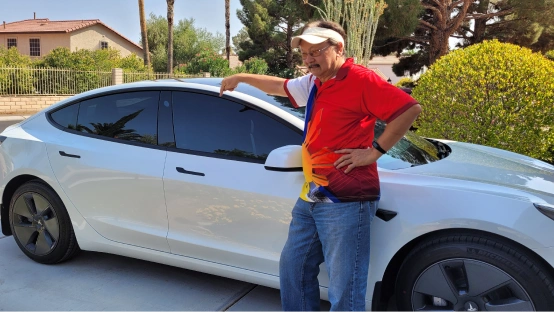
534, 203, 554, 221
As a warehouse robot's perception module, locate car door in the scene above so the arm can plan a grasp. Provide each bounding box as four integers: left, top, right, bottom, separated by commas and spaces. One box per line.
164, 90, 304, 275
45, 90, 170, 252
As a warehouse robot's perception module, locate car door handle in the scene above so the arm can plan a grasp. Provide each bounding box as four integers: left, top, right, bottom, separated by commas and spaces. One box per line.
59, 151, 81, 159
176, 167, 205, 176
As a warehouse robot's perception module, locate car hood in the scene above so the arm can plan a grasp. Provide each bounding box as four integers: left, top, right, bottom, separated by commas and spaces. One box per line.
404, 141, 554, 198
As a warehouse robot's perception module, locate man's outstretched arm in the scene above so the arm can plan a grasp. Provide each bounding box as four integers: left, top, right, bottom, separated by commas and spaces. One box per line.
220, 73, 287, 97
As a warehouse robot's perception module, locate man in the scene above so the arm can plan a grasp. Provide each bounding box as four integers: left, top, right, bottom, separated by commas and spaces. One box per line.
220, 20, 421, 311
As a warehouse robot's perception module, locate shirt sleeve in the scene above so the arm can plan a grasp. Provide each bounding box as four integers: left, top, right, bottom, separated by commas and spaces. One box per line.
361, 71, 419, 123
284, 74, 315, 108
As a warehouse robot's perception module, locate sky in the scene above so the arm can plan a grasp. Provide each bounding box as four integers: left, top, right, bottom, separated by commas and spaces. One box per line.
2, 0, 244, 44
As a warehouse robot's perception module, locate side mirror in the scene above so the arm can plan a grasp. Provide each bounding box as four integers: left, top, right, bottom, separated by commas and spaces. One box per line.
264, 145, 302, 172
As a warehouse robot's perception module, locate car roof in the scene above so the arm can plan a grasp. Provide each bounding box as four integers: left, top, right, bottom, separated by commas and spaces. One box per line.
45, 78, 303, 119
159, 78, 304, 119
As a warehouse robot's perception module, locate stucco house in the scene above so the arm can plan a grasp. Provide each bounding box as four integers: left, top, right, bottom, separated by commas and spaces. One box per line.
366, 55, 411, 84
228, 53, 243, 69
0, 16, 143, 59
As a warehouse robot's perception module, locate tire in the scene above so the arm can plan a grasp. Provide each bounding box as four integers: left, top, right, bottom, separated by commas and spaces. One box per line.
9, 180, 80, 264
395, 233, 554, 311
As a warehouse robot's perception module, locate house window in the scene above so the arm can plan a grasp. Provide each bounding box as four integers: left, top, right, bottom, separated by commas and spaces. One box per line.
7, 38, 17, 49
101, 41, 108, 49
29, 38, 40, 56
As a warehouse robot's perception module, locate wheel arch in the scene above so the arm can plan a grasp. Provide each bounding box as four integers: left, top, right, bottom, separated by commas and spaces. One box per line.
1, 174, 47, 236
372, 228, 554, 310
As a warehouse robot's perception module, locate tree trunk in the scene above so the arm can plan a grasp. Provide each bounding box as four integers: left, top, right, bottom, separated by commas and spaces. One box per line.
424, 0, 472, 65
472, 0, 490, 44
472, 18, 487, 44
225, 0, 231, 61
138, 0, 151, 68
167, 0, 175, 74
286, 21, 293, 69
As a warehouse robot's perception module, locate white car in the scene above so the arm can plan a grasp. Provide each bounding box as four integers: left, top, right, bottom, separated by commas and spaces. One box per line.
1, 79, 554, 311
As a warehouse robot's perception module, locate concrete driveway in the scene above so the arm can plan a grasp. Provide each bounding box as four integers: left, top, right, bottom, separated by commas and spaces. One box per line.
0, 235, 288, 311
0, 115, 331, 311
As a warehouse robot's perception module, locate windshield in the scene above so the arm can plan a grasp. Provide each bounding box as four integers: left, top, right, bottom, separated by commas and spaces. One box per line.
180, 78, 444, 169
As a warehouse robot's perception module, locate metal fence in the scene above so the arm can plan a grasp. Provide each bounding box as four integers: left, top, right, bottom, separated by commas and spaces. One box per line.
0, 67, 113, 95
123, 71, 196, 83
0, 67, 203, 96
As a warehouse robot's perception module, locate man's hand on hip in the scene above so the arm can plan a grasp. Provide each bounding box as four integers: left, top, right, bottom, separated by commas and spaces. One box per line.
334, 148, 381, 174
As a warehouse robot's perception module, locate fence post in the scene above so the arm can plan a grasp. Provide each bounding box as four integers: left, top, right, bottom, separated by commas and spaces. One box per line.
112, 68, 123, 85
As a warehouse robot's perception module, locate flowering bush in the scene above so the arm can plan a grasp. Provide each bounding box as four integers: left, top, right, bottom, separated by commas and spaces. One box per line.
412, 40, 554, 163
546, 50, 554, 61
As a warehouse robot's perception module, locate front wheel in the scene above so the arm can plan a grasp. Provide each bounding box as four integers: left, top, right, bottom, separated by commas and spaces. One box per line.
395, 233, 554, 311
9, 180, 80, 264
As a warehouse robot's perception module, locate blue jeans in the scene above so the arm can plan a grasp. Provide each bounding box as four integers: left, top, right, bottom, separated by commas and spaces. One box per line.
279, 198, 378, 311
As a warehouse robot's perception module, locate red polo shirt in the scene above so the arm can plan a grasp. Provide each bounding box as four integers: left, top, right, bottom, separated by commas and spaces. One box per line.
284, 58, 418, 202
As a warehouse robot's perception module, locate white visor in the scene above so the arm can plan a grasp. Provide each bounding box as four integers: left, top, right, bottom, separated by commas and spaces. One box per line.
291, 27, 345, 48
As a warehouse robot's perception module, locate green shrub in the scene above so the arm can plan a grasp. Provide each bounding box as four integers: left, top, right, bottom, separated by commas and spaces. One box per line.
0, 47, 33, 67
412, 40, 554, 163
243, 57, 268, 75
546, 50, 554, 61
34, 48, 148, 93
395, 77, 416, 88
180, 49, 230, 77
120, 54, 147, 72
39, 47, 146, 72
0, 47, 35, 94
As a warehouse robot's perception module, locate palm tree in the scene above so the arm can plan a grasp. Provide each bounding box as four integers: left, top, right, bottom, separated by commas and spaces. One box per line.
166, 0, 175, 74
138, 0, 151, 68
225, 0, 231, 61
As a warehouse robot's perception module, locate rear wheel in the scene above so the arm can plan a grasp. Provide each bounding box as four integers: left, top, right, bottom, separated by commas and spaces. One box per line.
395, 233, 554, 311
9, 180, 80, 264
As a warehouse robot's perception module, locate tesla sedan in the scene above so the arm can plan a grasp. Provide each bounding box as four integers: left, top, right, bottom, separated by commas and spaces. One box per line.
1, 78, 553, 311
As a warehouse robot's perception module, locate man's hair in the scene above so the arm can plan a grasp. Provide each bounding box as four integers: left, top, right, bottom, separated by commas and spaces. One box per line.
300, 20, 347, 46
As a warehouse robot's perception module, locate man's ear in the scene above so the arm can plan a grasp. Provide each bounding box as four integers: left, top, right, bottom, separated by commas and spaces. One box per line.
337, 42, 345, 56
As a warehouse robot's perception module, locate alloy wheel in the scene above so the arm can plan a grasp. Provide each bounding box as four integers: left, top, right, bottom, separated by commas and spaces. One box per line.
411, 258, 534, 311
11, 192, 60, 256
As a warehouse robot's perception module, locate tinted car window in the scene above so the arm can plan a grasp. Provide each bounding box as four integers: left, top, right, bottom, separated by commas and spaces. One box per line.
172, 92, 302, 161
77, 91, 159, 145
51, 103, 78, 129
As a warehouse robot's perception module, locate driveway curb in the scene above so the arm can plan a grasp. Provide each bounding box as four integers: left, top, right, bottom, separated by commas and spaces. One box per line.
0, 116, 30, 121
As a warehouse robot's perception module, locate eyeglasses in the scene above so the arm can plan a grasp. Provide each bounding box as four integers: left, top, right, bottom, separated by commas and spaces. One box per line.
301, 45, 333, 58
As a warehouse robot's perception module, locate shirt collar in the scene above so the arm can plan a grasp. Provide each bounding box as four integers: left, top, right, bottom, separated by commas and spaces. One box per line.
336, 57, 353, 81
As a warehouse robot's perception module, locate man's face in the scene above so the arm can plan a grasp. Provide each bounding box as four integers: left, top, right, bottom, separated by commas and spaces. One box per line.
299, 40, 341, 78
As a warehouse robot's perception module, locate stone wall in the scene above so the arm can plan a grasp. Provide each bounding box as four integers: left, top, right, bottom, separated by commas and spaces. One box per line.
0, 95, 71, 114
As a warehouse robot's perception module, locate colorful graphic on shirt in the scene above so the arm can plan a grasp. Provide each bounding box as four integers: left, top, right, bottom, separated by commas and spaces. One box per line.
299, 108, 341, 202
